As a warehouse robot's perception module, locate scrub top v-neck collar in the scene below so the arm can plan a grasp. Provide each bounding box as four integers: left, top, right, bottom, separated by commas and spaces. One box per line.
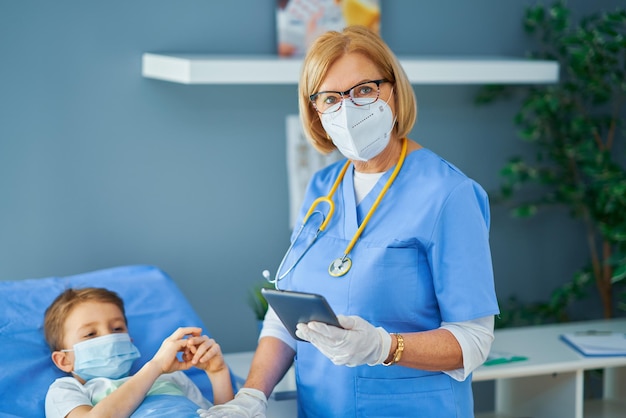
341, 159, 402, 234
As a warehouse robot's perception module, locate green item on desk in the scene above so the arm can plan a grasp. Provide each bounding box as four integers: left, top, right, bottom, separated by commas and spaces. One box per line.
484, 351, 528, 366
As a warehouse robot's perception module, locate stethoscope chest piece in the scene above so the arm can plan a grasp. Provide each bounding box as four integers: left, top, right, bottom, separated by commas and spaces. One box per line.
329, 256, 352, 277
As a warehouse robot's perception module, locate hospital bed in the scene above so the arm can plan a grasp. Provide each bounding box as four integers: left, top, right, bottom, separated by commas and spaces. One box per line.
0, 265, 239, 418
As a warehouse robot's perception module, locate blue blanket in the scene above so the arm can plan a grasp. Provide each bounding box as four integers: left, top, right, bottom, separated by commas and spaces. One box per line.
131, 395, 201, 417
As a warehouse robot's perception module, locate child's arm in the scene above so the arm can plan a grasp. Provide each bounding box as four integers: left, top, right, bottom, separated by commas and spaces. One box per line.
66, 327, 202, 418
185, 335, 234, 405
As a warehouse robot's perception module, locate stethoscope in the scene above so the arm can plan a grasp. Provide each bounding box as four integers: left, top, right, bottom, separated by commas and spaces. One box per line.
266, 137, 408, 286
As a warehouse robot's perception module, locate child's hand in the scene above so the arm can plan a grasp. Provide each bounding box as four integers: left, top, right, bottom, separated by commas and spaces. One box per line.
184, 334, 228, 374
152, 327, 202, 374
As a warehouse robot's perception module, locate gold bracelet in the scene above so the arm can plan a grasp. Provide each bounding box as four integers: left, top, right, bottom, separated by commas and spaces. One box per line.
383, 333, 404, 366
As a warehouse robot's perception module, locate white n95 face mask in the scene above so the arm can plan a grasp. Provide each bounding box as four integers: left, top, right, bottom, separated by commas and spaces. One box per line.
63, 333, 140, 381
321, 92, 395, 162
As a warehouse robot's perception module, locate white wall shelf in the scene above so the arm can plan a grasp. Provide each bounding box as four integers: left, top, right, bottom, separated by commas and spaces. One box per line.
141, 53, 559, 85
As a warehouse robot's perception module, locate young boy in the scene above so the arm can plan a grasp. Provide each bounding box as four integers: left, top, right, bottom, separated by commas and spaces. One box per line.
43, 287, 234, 418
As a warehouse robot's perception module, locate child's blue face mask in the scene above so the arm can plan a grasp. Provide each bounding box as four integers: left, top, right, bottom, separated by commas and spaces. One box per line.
63, 333, 140, 381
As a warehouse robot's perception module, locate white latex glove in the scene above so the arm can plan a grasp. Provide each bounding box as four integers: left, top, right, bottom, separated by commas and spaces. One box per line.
295, 315, 392, 367
197, 388, 267, 418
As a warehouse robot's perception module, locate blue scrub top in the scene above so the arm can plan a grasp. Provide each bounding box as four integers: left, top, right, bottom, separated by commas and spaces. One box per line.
282, 148, 499, 418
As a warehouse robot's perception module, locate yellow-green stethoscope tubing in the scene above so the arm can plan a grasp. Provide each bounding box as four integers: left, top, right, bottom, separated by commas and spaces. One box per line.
269, 159, 351, 285
271, 137, 408, 284
328, 137, 408, 277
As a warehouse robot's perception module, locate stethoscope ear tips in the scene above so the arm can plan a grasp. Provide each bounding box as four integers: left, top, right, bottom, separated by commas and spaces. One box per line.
262, 270, 271, 280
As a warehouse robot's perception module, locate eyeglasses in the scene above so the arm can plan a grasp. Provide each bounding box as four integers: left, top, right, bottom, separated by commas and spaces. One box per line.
309, 79, 389, 114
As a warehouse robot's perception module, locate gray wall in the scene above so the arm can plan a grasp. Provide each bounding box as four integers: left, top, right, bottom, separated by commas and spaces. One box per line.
0, 0, 621, 354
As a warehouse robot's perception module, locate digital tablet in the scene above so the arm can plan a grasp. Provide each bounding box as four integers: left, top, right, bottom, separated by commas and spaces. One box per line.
261, 288, 343, 341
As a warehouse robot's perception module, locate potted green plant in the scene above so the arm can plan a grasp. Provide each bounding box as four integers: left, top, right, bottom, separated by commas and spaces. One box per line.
476, 1, 626, 326
247, 280, 274, 325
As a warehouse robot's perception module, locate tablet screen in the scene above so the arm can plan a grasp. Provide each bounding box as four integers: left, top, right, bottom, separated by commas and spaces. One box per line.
261, 288, 343, 341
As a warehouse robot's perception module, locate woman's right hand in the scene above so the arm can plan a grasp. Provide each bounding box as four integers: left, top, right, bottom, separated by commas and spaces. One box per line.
197, 388, 267, 418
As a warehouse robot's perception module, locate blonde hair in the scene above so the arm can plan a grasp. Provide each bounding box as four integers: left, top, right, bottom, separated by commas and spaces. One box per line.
298, 25, 417, 154
43, 287, 127, 351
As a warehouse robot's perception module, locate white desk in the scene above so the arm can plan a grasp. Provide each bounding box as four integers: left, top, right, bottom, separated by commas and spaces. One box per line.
473, 318, 626, 418
224, 318, 626, 418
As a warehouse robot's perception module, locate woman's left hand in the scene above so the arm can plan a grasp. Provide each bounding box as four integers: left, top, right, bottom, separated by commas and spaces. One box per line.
295, 315, 392, 367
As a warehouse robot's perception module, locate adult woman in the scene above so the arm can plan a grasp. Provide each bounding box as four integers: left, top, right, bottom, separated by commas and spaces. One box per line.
201, 25, 499, 417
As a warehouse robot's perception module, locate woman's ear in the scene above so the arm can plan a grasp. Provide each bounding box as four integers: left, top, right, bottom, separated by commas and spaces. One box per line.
51, 351, 74, 373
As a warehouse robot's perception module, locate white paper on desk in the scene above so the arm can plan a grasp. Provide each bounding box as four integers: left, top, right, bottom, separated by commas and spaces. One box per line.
560, 332, 626, 356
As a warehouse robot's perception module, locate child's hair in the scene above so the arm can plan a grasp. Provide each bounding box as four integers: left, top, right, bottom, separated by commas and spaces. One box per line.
43, 287, 127, 351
